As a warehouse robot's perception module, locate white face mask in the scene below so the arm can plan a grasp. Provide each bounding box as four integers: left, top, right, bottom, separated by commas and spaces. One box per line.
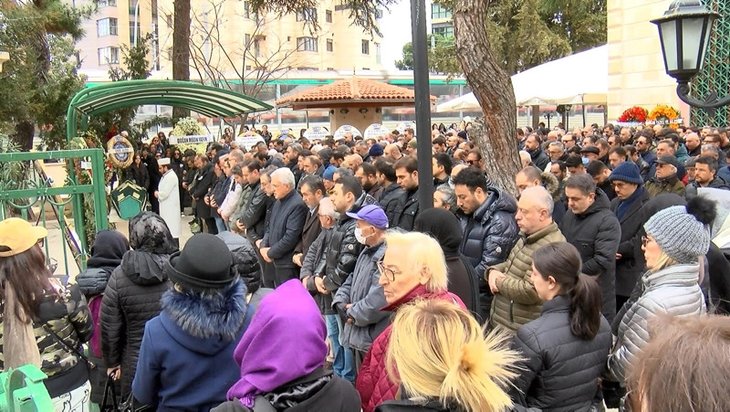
354, 227, 369, 245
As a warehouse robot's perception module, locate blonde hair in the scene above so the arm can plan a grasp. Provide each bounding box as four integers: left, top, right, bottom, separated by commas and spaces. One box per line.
649, 250, 678, 273
384, 231, 448, 292
386, 299, 520, 412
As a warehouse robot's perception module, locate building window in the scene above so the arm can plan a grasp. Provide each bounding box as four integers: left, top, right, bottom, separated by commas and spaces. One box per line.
361, 40, 369, 55
297, 36, 318, 52
98, 47, 120, 65
431, 4, 452, 19
326, 10, 333, 23
244, 34, 251, 46
326, 39, 333, 52
97, 0, 117, 7
296, 8, 317, 22
375, 42, 381, 64
432, 25, 454, 37
242, 1, 250, 18
96, 18, 118, 37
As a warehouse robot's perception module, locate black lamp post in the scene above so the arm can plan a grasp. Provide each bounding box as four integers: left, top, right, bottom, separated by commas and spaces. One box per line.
651, 0, 725, 108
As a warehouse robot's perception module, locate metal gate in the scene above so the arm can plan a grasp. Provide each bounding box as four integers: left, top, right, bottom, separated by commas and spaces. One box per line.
0, 149, 108, 276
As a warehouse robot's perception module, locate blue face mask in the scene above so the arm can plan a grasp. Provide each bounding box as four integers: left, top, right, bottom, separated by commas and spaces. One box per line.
582, 157, 590, 166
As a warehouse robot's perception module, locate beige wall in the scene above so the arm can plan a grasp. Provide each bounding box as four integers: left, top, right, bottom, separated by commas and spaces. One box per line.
607, 0, 690, 122
331, 107, 382, 132
73, 0, 382, 78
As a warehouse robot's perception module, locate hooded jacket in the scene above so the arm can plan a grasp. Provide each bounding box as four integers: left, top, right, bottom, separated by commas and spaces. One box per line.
77, 230, 129, 297
559, 191, 621, 323
132, 281, 249, 411
101, 212, 175, 395
458, 187, 519, 278
414, 209, 481, 321
608, 264, 706, 381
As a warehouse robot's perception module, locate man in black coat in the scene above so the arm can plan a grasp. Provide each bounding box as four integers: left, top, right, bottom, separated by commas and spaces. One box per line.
393, 156, 421, 231
258, 167, 308, 287
191, 155, 217, 234
452, 167, 519, 317
560, 174, 621, 323
293, 175, 324, 267
524, 134, 550, 171
374, 158, 405, 228
319, 175, 377, 295
608, 162, 650, 312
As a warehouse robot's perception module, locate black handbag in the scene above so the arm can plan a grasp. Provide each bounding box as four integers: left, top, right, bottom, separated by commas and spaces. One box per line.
100, 374, 119, 411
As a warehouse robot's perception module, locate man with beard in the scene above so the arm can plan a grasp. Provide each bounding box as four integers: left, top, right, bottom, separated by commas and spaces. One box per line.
355, 162, 383, 201
524, 134, 550, 171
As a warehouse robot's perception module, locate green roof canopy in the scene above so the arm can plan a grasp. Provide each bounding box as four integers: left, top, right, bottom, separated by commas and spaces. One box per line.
66, 80, 273, 141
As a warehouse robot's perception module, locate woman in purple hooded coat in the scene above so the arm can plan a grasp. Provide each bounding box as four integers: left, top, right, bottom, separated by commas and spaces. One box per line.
213, 279, 361, 412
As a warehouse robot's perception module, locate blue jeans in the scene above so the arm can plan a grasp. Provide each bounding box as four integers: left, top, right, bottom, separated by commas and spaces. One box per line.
214, 216, 227, 233
325, 314, 355, 382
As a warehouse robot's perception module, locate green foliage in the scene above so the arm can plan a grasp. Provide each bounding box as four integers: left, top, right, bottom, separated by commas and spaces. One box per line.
0, 0, 90, 149
402, 0, 607, 75
85, 34, 156, 145
395, 34, 461, 76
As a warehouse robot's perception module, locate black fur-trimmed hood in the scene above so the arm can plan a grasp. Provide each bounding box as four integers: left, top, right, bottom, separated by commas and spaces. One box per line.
160, 279, 248, 353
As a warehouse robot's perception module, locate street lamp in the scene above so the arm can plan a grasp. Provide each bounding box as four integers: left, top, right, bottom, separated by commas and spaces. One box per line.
651, 0, 726, 108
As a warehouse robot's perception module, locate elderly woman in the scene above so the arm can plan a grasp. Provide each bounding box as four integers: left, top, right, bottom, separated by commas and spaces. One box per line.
376, 300, 518, 412
356, 231, 464, 412
101, 212, 177, 399
608, 196, 714, 382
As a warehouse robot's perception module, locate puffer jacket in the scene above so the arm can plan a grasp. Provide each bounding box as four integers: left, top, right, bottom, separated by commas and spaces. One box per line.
333, 242, 389, 352
395, 188, 420, 231
559, 190, 621, 323
320, 192, 377, 292
512, 295, 612, 412
645, 175, 685, 198
301, 228, 336, 315
356, 285, 465, 412
379, 183, 405, 227
610, 188, 650, 297
490, 222, 566, 332
607, 263, 706, 381
101, 250, 171, 396
76, 267, 112, 297
458, 187, 519, 277
0, 283, 93, 398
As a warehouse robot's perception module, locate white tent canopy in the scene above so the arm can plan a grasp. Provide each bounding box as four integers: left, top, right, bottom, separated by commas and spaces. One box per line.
437, 45, 608, 112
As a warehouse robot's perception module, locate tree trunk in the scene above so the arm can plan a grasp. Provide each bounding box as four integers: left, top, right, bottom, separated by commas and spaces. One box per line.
13, 120, 35, 151
172, 0, 191, 120
453, 0, 520, 195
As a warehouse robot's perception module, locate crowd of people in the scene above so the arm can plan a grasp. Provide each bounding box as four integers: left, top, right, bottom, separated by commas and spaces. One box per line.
1, 120, 730, 412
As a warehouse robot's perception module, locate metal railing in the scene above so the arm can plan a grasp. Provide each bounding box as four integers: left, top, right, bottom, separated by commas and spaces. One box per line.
0, 149, 109, 275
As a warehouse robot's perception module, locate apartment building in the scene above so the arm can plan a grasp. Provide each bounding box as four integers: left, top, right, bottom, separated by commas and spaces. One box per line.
75, 0, 383, 79
430, 1, 453, 38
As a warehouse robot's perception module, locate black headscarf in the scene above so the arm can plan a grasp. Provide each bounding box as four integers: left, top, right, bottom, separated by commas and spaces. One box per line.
88, 230, 129, 272
414, 208, 463, 258
128, 212, 177, 255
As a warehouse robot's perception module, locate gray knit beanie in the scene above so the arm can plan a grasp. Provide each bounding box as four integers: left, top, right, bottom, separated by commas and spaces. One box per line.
643, 197, 716, 264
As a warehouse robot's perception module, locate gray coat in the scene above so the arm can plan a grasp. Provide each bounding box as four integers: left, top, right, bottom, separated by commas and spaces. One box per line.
333, 241, 389, 352
608, 263, 706, 381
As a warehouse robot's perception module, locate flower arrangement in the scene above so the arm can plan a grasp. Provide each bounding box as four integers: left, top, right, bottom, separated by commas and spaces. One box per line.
647, 105, 680, 124
171, 117, 205, 136
618, 106, 648, 123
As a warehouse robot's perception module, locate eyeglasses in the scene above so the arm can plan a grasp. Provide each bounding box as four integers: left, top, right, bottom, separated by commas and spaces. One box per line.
377, 260, 398, 282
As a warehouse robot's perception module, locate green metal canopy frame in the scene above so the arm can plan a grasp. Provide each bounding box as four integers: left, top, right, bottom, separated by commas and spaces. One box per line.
66, 79, 273, 140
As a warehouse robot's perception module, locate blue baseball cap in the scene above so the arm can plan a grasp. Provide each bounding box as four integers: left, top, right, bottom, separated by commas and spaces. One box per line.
346, 204, 389, 230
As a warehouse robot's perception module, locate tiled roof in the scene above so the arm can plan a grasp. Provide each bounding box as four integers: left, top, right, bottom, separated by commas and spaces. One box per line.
276, 77, 435, 108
